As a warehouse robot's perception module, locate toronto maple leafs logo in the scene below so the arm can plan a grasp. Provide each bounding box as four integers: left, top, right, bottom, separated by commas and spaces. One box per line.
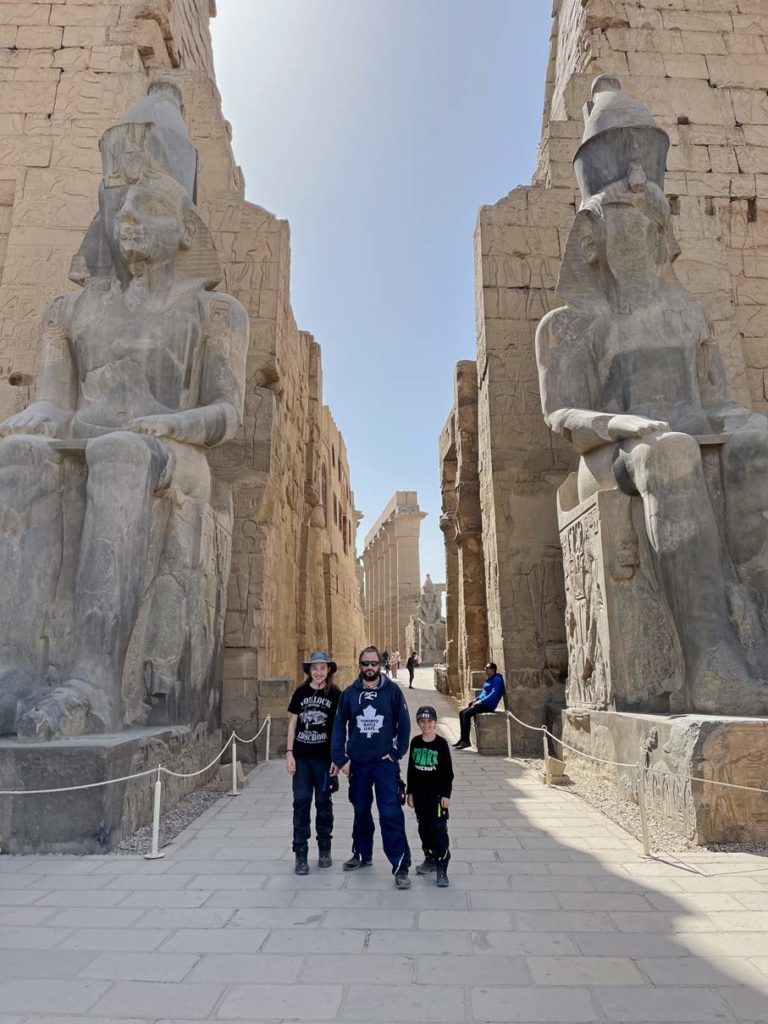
356, 703, 384, 738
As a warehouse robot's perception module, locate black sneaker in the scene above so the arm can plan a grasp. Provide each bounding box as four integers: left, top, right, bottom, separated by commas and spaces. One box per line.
435, 862, 449, 887
318, 849, 332, 868
394, 872, 411, 889
415, 858, 436, 875
294, 850, 309, 875
343, 853, 372, 871
454, 741, 471, 749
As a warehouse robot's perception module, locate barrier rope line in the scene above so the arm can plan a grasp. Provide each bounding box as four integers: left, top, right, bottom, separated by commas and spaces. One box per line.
0, 716, 273, 795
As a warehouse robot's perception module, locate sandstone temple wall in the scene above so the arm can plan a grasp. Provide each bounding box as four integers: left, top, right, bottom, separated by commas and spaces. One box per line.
439, 360, 488, 700
0, 0, 364, 744
464, 0, 768, 751
362, 491, 426, 657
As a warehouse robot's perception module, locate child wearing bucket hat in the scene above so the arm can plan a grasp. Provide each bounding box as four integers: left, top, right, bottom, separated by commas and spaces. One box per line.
286, 651, 341, 874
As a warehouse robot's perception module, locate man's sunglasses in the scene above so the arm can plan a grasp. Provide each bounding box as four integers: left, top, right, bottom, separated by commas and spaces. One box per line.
360, 660, 380, 667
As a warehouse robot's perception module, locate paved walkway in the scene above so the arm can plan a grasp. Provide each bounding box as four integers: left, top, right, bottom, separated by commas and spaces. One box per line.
1, 668, 768, 1022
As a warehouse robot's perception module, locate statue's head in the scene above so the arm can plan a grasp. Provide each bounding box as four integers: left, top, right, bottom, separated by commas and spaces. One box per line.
70, 77, 221, 288
557, 77, 680, 308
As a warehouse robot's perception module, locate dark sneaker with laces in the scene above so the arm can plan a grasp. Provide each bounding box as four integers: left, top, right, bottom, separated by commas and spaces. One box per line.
318, 849, 332, 868
343, 853, 372, 871
435, 862, 449, 887
394, 872, 411, 889
294, 850, 309, 875
415, 858, 436, 875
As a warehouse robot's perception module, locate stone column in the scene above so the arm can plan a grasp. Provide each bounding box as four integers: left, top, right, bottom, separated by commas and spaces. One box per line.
393, 509, 426, 656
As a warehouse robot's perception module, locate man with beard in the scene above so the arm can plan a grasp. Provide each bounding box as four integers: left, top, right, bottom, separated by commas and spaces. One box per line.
331, 645, 412, 888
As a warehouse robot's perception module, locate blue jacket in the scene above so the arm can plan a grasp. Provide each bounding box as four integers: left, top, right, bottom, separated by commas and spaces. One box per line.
477, 672, 505, 711
331, 675, 411, 766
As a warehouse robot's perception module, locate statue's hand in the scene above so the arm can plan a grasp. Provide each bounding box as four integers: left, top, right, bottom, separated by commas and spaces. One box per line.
604, 414, 670, 440
0, 404, 66, 438
127, 414, 176, 439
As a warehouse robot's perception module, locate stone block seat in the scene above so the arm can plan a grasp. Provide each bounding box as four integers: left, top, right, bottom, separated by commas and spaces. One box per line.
471, 683, 508, 756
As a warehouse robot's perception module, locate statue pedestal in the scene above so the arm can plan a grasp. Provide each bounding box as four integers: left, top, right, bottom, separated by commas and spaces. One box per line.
558, 477, 685, 713
557, 708, 768, 845
0, 726, 222, 854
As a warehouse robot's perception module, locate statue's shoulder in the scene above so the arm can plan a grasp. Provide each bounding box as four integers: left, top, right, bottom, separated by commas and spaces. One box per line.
536, 303, 602, 354
42, 290, 81, 329
198, 290, 248, 339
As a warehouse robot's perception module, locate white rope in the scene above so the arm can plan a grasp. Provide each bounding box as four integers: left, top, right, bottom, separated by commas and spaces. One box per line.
0, 716, 273, 795
505, 710, 768, 795
0, 766, 159, 796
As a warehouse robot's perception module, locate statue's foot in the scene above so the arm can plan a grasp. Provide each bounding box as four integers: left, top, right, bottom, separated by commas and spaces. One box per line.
689, 647, 768, 716
0, 667, 33, 736
16, 679, 112, 741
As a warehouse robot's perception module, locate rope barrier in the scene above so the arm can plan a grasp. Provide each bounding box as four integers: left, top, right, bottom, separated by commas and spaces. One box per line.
0, 716, 273, 795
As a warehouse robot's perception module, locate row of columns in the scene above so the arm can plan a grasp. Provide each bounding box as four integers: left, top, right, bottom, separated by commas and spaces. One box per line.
362, 494, 426, 656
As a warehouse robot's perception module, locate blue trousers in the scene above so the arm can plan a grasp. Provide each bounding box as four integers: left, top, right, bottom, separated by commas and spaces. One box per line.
292, 758, 333, 853
348, 758, 411, 874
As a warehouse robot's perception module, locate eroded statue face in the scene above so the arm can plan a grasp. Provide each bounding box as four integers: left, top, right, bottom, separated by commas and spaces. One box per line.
102, 176, 191, 272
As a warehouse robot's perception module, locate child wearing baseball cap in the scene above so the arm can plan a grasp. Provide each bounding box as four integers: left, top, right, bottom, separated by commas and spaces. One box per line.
406, 705, 454, 887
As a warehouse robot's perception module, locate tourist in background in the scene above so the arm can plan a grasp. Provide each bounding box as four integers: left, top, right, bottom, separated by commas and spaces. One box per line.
286, 651, 341, 874
406, 651, 417, 689
454, 662, 505, 749
381, 649, 390, 675
330, 645, 412, 888
391, 650, 400, 678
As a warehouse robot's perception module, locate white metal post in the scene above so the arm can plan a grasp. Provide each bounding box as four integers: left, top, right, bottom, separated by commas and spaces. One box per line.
506, 713, 512, 760
265, 716, 271, 762
230, 734, 239, 796
637, 765, 651, 857
144, 768, 165, 860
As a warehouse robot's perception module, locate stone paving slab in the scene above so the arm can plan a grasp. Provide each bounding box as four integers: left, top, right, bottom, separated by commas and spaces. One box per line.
0, 669, 767, 1021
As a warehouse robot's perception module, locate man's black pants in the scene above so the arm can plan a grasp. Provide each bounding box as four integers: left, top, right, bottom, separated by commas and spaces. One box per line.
458, 702, 487, 744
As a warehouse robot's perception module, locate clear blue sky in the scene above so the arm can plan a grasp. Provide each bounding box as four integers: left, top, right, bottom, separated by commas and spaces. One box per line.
210, 1, 552, 584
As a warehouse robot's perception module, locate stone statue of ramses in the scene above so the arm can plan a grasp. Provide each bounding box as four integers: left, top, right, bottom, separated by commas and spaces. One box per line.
536, 74, 768, 715
0, 78, 248, 739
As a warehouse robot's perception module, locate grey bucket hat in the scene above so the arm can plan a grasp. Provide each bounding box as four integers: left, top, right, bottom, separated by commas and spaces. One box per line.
302, 650, 337, 675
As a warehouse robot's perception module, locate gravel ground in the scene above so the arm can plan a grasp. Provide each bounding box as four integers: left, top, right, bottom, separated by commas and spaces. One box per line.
519, 758, 768, 856
112, 766, 254, 855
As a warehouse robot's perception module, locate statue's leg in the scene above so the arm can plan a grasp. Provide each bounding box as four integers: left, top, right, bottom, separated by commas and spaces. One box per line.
720, 426, 768, 606
17, 432, 170, 739
0, 436, 62, 733
625, 431, 765, 713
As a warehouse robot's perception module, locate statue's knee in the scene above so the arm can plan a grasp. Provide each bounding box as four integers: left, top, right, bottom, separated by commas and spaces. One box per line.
0, 434, 56, 468
646, 432, 700, 476
86, 431, 154, 473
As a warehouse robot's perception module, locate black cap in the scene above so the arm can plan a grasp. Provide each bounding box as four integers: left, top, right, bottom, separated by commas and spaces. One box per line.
416, 705, 437, 720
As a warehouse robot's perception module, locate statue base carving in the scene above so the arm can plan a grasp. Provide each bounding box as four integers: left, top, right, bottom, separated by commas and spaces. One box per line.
558, 476, 685, 713
557, 708, 768, 845
0, 725, 222, 854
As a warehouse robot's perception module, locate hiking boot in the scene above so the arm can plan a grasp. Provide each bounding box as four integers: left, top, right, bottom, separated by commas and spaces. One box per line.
343, 853, 372, 871
415, 857, 436, 875
318, 849, 332, 869
435, 862, 450, 887
294, 850, 309, 875
394, 871, 411, 889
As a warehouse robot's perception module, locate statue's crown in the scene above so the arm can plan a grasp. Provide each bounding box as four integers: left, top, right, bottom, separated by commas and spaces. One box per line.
573, 75, 669, 200
99, 75, 198, 201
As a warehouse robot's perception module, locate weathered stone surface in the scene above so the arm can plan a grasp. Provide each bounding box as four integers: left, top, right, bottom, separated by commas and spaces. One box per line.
362, 492, 426, 658
559, 708, 768, 844
0, 78, 246, 743
0, 3, 365, 789
538, 75, 768, 717
474, 712, 508, 757
456, 0, 768, 749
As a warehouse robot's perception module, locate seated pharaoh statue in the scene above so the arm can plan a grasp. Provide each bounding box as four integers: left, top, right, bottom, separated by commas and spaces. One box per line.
0, 78, 248, 740
536, 75, 768, 717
